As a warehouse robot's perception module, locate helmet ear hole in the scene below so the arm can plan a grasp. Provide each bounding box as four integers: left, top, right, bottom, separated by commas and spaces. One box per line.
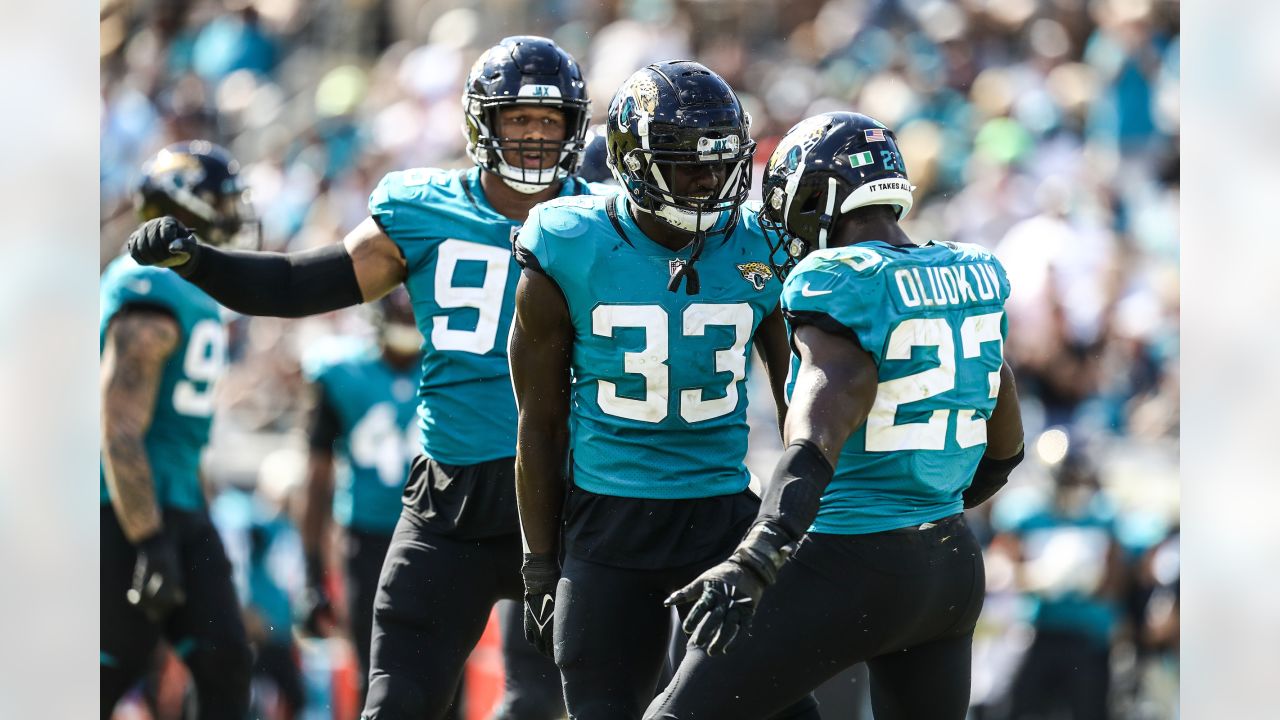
797, 191, 822, 216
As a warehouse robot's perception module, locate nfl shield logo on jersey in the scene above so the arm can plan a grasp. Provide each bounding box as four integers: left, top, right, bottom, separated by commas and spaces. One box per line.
669, 258, 687, 280
736, 262, 774, 291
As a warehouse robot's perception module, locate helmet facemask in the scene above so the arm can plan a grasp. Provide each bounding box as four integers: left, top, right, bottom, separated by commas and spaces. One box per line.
613, 131, 756, 234
463, 88, 590, 194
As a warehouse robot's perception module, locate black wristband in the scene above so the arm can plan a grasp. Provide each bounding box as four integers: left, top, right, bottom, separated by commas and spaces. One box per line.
733, 520, 795, 586
521, 553, 560, 592
963, 444, 1025, 509
184, 243, 365, 318
760, 439, 835, 542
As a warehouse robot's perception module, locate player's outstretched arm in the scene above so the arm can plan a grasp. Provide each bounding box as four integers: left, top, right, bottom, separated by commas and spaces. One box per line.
509, 267, 574, 657
101, 306, 188, 622
667, 324, 877, 654
753, 306, 792, 437
297, 381, 340, 636
963, 361, 1025, 508
127, 216, 405, 317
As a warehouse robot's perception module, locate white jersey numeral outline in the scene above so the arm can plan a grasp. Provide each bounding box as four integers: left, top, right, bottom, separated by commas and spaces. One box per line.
172, 319, 227, 417
865, 311, 1004, 451
432, 239, 511, 354
592, 303, 755, 424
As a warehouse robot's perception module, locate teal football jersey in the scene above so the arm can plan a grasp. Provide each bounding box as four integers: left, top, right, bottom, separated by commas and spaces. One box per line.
303, 340, 419, 534
518, 194, 782, 499
782, 241, 1011, 534
369, 166, 606, 465
99, 255, 227, 511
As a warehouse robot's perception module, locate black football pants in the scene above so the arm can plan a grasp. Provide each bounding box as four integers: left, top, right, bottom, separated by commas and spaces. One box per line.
645, 514, 986, 720
555, 554, 820, 720
100, 506, 252, 720
361, 512, 563, 720
346, 526, 395, 714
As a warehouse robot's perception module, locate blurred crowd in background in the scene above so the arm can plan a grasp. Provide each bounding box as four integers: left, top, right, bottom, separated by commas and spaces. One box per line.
101, 0, 1180, 718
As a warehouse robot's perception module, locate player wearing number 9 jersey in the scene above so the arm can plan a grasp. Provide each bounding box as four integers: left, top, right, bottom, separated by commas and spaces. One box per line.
101, 141, 253, 719
510, 62, 816, 720
647, 112, 1026, 720
125, 36, 599, 720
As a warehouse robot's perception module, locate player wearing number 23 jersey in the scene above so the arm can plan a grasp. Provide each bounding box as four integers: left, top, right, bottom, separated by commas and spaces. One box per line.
648, 112, 1025, 720
783, 239, 1011, 533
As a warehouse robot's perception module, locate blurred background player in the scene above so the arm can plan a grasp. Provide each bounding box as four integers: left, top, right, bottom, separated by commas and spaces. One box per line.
510, 61, 813, 720
988, 440, 1125, 720
101, 141, 255, 719
649, 111, 1024, 719
297, 286, 428, 717
126, 35, 594, 720
211, 462, 309, 720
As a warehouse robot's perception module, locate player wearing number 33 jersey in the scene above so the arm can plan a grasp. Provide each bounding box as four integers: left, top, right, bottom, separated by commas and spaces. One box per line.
647, 112, 1026, 720
510, 62, 816, 720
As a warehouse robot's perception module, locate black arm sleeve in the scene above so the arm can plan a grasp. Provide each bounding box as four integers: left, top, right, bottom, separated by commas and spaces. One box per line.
731, 440, 836, 585
963, 445, 1025, 509
305, 383, 342, 452
759, 439, 836, 542
183, 243, 365, 318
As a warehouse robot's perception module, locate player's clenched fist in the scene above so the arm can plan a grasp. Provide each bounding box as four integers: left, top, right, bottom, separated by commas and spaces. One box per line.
128, 216, 202, 276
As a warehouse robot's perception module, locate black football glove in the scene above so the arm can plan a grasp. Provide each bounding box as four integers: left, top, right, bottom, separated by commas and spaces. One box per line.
297, 554, 336, 637
521, 553, 560, 659
127, 216, 203, 276
665, 521, 795, 655
127, 532, 186, 624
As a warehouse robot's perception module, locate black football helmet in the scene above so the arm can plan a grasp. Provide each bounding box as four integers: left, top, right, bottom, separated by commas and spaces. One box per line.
462, 36, 591, 194
606, 61, 755, 234
134, 140, 257, 248
759, 112, 915, 280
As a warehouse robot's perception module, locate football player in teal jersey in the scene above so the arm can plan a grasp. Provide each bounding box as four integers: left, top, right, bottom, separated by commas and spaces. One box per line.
646, 112, 1026, 720
101, 141, 254, 719
297, 286, 426, 715
127, 36, 591, 720
509, 62, 816, 720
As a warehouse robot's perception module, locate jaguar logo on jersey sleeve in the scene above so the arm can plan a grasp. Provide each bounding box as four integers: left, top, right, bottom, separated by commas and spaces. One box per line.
736, 262, 774, 291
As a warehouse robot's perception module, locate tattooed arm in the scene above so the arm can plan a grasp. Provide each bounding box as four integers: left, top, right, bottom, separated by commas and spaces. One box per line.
101, 306, 181, 543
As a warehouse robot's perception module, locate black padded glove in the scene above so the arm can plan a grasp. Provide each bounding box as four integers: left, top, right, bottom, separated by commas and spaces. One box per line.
127, 532, 187, 624
128, 216, 203, 277
521, 553, 560, 659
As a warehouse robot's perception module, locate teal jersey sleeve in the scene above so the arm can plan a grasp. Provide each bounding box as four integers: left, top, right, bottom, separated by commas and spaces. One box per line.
101, 259, 208, 330
99, 256, 226, 511
514, 194, 604, 282
780, 245, 886, 349
369, 168, 476, 275
780, 241, 1012, 535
